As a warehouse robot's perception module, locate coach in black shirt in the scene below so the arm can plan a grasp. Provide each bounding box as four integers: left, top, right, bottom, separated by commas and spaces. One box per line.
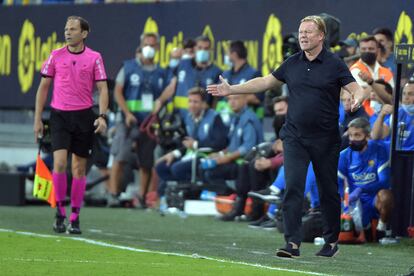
207, 15, 369, 258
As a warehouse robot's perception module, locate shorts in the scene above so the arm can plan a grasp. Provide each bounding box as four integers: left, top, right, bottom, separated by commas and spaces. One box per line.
110, 123, 156, 169
361, 195, 379, 227
50, 108, 96, 158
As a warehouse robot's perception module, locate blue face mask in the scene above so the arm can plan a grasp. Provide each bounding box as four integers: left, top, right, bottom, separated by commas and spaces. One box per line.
370, 100, 382, 114
195, 50, 209, 63
224, 55, 233, 68
402, 104, 414, 114
169, 58, 180, 68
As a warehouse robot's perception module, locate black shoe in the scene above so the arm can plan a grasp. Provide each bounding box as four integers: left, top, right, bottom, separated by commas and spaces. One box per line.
67, 218, 82, 235
261, 219, 278, 230
53, 214, 66, 233
276, 243, 300, 258
315, 243, 339, 257
248, 215, 270, 229
248, 188, 281, 203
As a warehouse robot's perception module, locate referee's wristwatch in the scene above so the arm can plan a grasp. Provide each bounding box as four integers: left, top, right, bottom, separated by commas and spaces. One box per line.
98, 113, 108, 123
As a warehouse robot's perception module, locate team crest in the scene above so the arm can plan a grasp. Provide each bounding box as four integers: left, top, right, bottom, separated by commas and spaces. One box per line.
368, 160, 375, 167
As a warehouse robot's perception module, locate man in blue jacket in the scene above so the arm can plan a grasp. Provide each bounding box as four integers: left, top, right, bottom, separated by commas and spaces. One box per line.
156, 87, 227, 196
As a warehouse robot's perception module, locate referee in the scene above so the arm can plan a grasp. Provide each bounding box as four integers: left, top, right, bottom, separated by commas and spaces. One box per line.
34, 16, 108, 235
207, 15, 369, 258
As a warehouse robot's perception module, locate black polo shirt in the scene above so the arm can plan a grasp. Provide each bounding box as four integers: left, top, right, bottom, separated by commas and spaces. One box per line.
272, 48, 355, 139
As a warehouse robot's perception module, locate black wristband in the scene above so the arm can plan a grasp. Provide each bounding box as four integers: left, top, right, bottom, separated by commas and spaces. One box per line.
98, 113, 108, 122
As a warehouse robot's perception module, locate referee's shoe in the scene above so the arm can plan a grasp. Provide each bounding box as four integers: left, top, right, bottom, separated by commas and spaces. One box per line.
67, 218, 82, 235
53, 213, 66, 233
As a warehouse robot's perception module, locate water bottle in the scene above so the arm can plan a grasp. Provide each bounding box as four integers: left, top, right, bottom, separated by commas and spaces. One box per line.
314, 237, 325, 246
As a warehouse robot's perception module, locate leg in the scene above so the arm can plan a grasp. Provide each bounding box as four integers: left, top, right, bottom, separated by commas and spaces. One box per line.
136, 132, 156, 208
202, 163, 238, 195
70, 154, 88, 223
53, 149, 69, 218
375, 189, 394, 224
170, 160, 192, 181
281, 137, 310, 247
308, 138, 341, 244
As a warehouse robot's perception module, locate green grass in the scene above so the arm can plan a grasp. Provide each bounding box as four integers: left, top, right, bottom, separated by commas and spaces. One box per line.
0, 206, 413, 276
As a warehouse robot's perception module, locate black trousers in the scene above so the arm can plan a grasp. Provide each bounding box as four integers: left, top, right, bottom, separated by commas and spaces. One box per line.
282, 135, 341, 246
235, 160, 275, 198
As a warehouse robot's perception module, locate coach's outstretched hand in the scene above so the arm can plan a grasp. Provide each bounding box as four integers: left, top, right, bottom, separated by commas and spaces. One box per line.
207, 75, 231, 97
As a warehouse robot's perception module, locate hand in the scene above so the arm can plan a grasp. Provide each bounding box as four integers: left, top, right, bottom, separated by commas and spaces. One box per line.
350, 94, 363, 112
272, 139, 283, 153
164, 153, 175, 166
380, 104, 393, 116
349, 187, 362, 204
94, 117, 107, 134
358, 71, 373, 85
153, 99, 162, 115
206, 75, 231, 97
156, 152, 175, 166
215, 155, 231, 165
182, 137, 195, 149
254, 157, 272, 171
125, 112, 137, 128
33, 119, 44, 142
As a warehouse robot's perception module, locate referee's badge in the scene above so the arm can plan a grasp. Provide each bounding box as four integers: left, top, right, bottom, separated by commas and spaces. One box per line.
130, 74, 140, 86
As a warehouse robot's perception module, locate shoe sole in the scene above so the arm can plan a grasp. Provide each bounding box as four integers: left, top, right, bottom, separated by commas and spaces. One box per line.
276, 250, 299, 258
53, 227, 66, 233
262, 227, 277, 231
316, 249, 340, 258
67, 230, 82, 235
248, 225, 263, 229
248, 193, 281, 203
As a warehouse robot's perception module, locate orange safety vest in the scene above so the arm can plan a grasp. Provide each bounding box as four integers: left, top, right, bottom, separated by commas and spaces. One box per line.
350, 60, 394, 116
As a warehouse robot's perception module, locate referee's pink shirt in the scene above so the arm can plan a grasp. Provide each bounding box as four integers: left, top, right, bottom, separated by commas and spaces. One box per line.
41, 46, 107, 111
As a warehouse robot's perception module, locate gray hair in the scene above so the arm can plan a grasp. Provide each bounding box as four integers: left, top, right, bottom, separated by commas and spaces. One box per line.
348, 117, 371, 135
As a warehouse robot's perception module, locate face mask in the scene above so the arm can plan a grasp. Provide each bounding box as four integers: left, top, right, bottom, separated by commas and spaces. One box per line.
195, 50, 209, 63
360, 52, 377, 65
370, 100, 382, 114
402, 104, 414, 114
141, 46, 155, 59
349, 139, 367, 151
224, 55, 233, 68
169, 58, 180, 68
182, 53, 192, 60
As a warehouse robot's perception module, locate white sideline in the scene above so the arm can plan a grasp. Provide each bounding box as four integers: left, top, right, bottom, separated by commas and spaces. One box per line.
0, 228, 333, 276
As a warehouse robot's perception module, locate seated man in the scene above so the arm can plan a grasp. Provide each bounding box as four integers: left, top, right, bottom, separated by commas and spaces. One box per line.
155, 87, 227, 197
338, 117, 393, 240
201, 94, 263, 197
372, 81, 414, 150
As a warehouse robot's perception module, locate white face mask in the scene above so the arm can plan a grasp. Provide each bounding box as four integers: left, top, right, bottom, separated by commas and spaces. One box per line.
169, 58, 180, 68
182, 53, 193, 60
224, 55, 233, 68
141, 46, 155, 59
195, 50, 209, 63
370, 100, 382, 114
402, 104, 414, 114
